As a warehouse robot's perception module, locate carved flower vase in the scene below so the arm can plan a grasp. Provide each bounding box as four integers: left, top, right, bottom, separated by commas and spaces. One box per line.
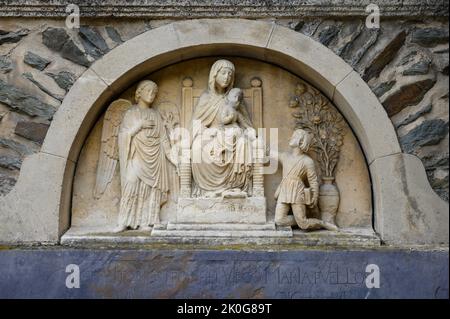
318, 176, 340, 226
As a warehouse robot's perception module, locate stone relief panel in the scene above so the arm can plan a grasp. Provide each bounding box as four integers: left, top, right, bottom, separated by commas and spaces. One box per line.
71, 57, 372, 234
1, 19, 447, 203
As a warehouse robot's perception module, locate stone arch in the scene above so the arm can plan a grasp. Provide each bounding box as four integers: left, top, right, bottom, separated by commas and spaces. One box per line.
0, 19, 447, 244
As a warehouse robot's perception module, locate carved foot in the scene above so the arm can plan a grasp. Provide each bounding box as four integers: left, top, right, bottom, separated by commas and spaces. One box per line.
204, 191, 221, 198
139, 225, 153, 232
322, 221, 339, 232
153, 223, 166, 230
222, 189, 248, 198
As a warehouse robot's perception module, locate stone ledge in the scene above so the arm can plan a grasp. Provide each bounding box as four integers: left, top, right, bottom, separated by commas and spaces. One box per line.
0, 0, 448, 18
60, 227, 380, 248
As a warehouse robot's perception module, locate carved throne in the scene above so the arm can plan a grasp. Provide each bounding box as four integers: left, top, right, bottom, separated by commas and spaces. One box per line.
178, 76, 264, 198
152, 77, 292, 237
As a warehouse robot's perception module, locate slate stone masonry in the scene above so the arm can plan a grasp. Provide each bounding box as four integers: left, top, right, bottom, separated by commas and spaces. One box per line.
0, 248, 447, 298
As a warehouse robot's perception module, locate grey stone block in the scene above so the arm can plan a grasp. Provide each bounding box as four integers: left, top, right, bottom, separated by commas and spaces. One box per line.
0, 248, 447, 298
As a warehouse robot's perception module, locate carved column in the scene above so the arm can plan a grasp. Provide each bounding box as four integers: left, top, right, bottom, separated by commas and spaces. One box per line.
249, 77, 264, 197
252, 136, 264, 197
179, 151, 191, 198
179, 77, 193, 198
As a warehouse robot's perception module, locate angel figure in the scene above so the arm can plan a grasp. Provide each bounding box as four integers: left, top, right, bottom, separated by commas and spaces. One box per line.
94, 80, 178, 232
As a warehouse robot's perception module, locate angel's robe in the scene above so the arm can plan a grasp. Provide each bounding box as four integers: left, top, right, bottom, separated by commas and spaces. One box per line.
191, 92, 254, 196
117, 105, 170, 229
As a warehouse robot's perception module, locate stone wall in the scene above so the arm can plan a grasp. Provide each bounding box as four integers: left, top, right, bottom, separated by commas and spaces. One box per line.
0, 7, 448, 200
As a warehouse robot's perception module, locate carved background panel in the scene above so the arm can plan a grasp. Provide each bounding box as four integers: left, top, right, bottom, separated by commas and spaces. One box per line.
71, 57, 372, 230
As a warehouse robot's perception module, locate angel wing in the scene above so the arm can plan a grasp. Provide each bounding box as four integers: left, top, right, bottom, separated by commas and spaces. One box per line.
94, 99, 132, 199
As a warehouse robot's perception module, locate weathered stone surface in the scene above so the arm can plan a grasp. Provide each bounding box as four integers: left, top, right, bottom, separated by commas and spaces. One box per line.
400, 119, 449, 153
63, 227, 378, 246
435, 188, 449, 202
424, 151, 448, 202
41, 68, 111, 162
363, 31, 407, 81
411, 28, 449, 47
333, 20, 363, 57
46, 71, 76, 91
423, 152, 449, 171
395, 104, 432, 129
79, 26, 109, 59
22, 72, 64, 102
23, 51, 51, 71
60, 39, 91, 67
0, 55, 13, 73
318, 25, 339, 46
0, 173, 16, 196
0, 154, 22, 170
79, 37, 102, 60
433, 50, 449, 75
288, 20, 304, 32
0, 79, 56, 119
425, 157, 449, 202
342, 29, 379, 67
428, 169, 449, 189
403, 60, 431, 76
267, 21, 354, 98
175, 197, 267, 224
399, 50, 417, 65
382, 78, 436, 116
0, 28, 28, 45
0, 138, 32, 156
298, 20, 321, 37
14, 121, 50, 144
106, 26, 123, 43
372, 80, 396, 97
42, 27, 69, 51
1, 0, 448, 18
0, 152, 75, 242
371, 153, 449, 244
42, 27, 90, 67
0, 249, 448, 298
333, 70, 402, 165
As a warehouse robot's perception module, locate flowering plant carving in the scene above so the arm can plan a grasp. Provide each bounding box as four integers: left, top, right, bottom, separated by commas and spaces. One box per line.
290, 83, 345, 178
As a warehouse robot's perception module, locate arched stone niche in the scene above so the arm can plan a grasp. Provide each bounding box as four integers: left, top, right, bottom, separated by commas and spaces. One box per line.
0, 19, 447, 245
71, 57, 372, 231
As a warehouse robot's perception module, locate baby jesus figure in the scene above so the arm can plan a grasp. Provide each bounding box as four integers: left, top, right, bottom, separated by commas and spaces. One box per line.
220, 87, 242, 128
211, 88, 243, 164
220, 88, 256, 139
210, 88, 256, 198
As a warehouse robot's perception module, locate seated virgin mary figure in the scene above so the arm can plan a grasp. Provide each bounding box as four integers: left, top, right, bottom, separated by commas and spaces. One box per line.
191, 59, 255, 198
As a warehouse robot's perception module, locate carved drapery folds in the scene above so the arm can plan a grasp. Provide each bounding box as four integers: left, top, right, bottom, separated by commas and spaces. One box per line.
91, 61, 352, 235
